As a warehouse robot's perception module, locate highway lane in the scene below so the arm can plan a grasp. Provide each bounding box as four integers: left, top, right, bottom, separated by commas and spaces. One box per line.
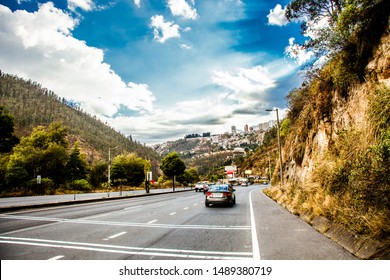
0, 185, 356, 260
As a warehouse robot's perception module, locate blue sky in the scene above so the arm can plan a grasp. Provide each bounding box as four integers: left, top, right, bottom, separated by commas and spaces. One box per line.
0, 0, 311, 144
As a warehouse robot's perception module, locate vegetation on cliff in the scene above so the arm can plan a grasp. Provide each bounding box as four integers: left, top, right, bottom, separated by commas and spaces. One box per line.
249, 0, 389, 242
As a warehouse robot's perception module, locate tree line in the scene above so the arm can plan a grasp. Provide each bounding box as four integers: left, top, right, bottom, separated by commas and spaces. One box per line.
1, 105, 201, 195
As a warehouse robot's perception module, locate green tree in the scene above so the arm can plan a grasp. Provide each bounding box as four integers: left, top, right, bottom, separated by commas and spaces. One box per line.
90, 161, 108, 188
111, 153, 146, 187
187, 168, 199, 184
0, 106, 19, 153
285, 0, 389, 71
66, 141, 88, 186
6, 122, 69, 191
0, 155, 10, 191
160, 152, 186, 191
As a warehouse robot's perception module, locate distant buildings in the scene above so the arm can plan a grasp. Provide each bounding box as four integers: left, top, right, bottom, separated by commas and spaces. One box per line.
258, 120, 276, 132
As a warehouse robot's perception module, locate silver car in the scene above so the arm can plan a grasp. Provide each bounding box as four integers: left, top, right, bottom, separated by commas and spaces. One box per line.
205, 184, 236, 207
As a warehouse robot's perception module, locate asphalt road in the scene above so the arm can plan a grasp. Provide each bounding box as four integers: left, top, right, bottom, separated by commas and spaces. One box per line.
0, 184, 356, 260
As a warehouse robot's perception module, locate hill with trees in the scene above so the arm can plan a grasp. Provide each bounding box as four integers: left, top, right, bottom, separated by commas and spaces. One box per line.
0, 71, 159, 163
0, 71, 160, 195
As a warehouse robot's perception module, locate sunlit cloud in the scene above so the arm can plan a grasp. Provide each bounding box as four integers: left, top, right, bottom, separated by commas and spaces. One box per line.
150, 15, 181, 43
0, 3, 156, 118
67, 0, 94, 12
267, 4, 288, 26
168, 0, 198, 20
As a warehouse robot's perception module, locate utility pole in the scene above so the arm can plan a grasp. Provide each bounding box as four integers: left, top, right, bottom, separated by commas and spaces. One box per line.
266, 108, 283, 187
268, 152, 272, 185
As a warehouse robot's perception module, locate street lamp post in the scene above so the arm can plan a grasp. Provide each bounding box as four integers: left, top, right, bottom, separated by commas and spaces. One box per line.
268, 152, 272, 185
266, 108, 283, 187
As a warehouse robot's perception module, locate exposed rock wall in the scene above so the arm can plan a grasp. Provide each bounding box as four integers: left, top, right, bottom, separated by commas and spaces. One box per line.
283, 30, 390, 186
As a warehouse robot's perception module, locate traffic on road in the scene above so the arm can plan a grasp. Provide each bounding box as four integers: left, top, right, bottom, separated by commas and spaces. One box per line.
0, 184, 356, 260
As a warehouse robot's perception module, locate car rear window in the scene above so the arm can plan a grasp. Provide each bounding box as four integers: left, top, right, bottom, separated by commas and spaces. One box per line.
209, 185, 229, 192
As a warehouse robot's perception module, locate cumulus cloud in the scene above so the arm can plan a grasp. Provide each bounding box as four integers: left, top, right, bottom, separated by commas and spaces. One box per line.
150, 15, 181, 43
133, 0, 141, 8
285, 37, 314, 65
0, 3, 155, 117
267, 4, 288, 26
212, 66, 276, 95
67, 0, 95, 12
168, 0, 198, 20
107, 59, 297, 144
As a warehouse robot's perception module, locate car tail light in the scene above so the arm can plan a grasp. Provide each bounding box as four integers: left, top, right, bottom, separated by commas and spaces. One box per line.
206, 192, 212, 197
223, 192, 231, 197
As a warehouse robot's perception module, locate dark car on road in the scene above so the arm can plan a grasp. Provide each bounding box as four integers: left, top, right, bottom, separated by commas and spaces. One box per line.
205, 184, 236, 207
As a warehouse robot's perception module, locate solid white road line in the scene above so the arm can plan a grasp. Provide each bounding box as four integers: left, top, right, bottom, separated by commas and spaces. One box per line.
0, 214, 250, 231
0, 236, 252, 260
249, 189, 261, 260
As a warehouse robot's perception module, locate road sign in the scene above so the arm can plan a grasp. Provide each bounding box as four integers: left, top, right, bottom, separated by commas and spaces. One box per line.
224, 165, 237, 171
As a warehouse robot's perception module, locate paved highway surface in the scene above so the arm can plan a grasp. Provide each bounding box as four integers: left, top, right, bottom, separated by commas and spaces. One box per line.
0, 184, 356, 260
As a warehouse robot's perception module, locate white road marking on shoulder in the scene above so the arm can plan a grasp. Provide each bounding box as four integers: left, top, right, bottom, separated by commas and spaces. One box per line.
48, 255, 64, 260
249, 189, 261, 260
147, 219, 158, 224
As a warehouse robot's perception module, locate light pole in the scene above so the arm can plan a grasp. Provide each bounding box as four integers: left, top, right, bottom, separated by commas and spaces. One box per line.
108, 146, 119, 197
268, 152, 272, 185
266, 108, 283, 187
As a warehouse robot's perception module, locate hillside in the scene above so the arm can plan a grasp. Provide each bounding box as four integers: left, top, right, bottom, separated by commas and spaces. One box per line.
0, 71, 159, 163
250, 2, 390, 258
154, 131, 261, 177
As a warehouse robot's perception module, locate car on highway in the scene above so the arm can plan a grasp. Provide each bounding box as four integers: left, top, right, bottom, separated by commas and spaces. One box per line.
195, 182, 207, 192
240, 181, 249, 187
205, 184, 236, 207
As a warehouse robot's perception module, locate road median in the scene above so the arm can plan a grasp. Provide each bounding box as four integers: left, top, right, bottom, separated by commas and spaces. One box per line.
0, 188, 193, 213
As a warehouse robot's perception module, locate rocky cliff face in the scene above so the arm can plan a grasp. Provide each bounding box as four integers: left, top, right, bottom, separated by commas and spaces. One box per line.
263, 27, 389, 258
284, 30, 390, 186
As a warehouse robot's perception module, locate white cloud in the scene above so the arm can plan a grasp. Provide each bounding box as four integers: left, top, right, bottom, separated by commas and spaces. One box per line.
150, 15, 181, 43
267, 4, 288, 26
0, 3, 155, 117
212, 66, 276, 95
67, 0, 95, 12
133, 0, 141, 8
168, 0, 198, 20
179, 43, 191, 49
285, 37, 314, 65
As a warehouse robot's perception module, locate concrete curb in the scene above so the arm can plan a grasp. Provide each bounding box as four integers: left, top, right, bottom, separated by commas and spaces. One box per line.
0, 189, 193, 213
308, 215, 390, 260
